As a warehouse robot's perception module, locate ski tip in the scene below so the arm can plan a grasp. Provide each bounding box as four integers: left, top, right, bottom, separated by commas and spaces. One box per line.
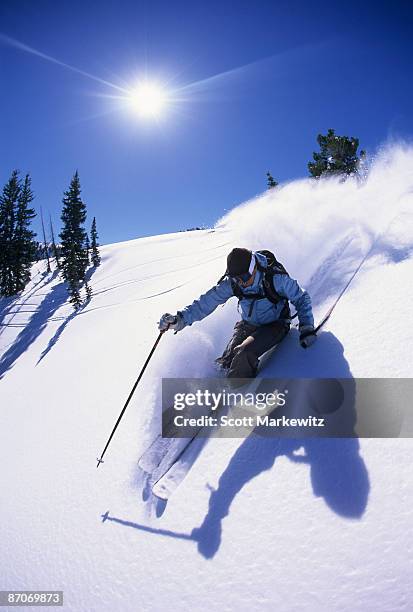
101, 511, 110, 523
155, 498, 168, 517
152, 484, 170, 502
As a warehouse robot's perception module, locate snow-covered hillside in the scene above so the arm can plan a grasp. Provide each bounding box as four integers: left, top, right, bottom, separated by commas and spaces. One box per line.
1, 145, 413, 611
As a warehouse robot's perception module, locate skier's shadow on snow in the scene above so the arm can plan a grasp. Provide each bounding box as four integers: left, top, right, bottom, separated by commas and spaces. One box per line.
192, 331, 370, 559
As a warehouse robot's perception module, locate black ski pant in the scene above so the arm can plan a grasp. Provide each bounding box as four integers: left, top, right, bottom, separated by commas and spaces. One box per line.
216, 319, 290, 380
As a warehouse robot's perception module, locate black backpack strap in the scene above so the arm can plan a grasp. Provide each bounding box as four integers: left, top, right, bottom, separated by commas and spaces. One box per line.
229, 278, 242, 299
217, 271, 228, 285
262, 269, 284, 304
262, 269, 291, 319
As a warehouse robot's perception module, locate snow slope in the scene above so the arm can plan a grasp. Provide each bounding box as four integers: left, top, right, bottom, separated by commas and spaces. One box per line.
1, 145, 413, 611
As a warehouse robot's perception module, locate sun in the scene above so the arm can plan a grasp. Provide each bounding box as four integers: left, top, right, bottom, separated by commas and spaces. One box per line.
127, 82, 168, 119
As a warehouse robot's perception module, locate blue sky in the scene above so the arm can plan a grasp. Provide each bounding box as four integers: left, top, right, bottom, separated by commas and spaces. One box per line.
1, 0, 412, 245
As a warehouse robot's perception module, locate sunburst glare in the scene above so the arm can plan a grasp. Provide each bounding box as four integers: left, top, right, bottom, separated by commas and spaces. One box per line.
126, 82, 169, 119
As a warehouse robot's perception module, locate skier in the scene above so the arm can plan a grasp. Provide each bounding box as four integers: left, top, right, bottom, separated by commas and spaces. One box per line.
159, 248, 316, 380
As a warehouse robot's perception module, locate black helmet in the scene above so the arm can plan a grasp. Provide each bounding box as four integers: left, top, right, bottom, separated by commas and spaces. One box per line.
227, 248, 253, 278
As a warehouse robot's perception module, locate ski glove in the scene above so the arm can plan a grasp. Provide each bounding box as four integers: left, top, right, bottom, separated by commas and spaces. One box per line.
299, 325, 317, 349
158, 313, 185, 333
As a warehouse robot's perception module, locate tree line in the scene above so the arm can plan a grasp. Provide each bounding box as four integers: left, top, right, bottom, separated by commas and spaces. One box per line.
0, 170, 100, 308
267, 128, 366, 189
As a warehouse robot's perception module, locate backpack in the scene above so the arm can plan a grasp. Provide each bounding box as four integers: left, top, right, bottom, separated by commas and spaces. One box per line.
219, 249, 291, 319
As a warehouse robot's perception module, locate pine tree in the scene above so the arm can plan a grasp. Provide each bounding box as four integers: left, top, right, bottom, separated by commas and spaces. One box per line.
59, 171, 88, 308
13, 174, 37, 292
0, 170, 20, 297
90, 217, 101, 267
308, 128, 365, 178
266, 171, 278, 189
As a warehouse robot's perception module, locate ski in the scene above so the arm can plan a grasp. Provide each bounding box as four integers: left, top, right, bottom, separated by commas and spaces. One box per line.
138, 402, 214, 475
138, 435, 174, 473
151, 431, 206, 499
148, 436, 199, 485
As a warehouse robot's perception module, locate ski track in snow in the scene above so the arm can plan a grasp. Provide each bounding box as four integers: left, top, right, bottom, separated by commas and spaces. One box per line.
1, 145, 413, 611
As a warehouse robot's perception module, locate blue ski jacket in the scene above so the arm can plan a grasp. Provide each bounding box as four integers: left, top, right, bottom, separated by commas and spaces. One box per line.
179, 251, 314, 329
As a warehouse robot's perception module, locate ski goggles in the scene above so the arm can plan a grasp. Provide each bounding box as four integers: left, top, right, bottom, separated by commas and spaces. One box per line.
233, 270, 253, 283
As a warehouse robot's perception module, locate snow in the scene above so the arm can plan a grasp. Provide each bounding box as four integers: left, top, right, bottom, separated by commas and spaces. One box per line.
1, 144, 413, 611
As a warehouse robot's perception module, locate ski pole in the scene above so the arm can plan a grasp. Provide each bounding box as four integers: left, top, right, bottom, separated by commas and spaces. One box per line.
96, 330, 166, 467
